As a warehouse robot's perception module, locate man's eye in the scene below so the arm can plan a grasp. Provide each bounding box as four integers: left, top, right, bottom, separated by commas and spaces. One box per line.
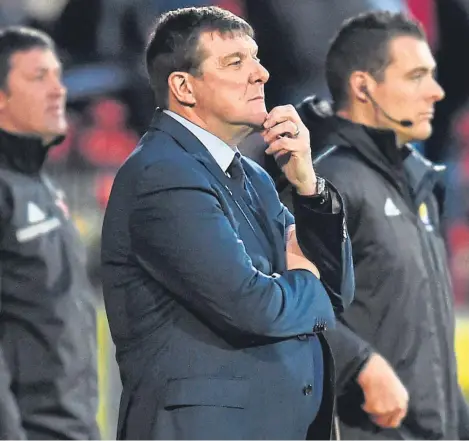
411, 73, 424, 81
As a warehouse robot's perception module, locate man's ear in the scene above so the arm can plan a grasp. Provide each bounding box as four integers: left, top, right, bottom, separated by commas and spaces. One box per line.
168, 71, 196, 106
350, 71, 373, 103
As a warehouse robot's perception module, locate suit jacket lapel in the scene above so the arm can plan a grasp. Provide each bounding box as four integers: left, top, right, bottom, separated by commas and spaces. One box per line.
150, 109, 230, 187
149, 109, 275, 257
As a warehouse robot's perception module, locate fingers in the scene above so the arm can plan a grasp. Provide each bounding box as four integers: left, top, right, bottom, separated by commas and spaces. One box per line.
371, 414, 393, 428
263, 104, 303, 130
261, 104, 315, 194
362, 396, 408, 418
261, 120, 299, 144
358, 353, 409, 430
262, 105, 310, 158
389, 408, 407, 428
265, 136, 311, 158
265, 136, 293, 157
371, 407, 407, 429
286, 224, 296, 242
363, 393, 408, 429
371, 413, 398, 429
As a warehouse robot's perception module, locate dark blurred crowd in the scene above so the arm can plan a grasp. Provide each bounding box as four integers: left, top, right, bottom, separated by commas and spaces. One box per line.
1, 0, 468, 306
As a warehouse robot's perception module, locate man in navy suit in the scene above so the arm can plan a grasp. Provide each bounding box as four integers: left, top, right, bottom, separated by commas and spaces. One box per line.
101, 6, 354, 440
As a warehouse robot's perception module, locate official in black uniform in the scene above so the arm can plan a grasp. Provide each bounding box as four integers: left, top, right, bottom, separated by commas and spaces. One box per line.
0, 26, 99, 439
295, 11, 469, 440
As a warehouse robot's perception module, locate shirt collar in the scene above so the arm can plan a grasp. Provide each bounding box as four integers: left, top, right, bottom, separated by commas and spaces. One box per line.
164, 110, 236, 173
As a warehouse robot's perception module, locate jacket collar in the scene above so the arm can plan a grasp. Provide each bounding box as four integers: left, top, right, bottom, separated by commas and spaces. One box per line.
150, 108, 232, 187
0, 128, 64, 174
163, 110, 236, 173
404, 147, 446, 202
326, 116, 406, 177
322, 116, 445, 197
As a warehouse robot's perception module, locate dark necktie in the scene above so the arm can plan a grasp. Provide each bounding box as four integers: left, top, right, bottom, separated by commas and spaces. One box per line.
227, 153, 252, 204
228, 153, 245, 189
227, 153, 273, 260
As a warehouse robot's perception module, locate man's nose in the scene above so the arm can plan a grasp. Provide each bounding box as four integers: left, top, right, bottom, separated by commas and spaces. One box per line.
251, 61, 270, 84
50, 75, 67, 97
431, 78, 445, 102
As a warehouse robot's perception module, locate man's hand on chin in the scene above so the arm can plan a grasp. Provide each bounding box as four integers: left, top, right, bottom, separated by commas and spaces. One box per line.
262, 105, 317, 196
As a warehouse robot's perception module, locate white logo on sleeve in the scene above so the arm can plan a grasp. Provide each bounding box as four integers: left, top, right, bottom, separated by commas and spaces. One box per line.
384, 198, 401, 217
27, 202, 46, 223
16, 202, 61, 243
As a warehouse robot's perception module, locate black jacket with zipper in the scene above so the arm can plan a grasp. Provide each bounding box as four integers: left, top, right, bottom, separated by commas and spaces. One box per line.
0, 129, 99, 439
275, 107, 469, 440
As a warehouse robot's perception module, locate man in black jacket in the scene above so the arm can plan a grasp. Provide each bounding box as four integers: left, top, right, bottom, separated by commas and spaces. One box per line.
0, 27, 99, 439
294, 11, 469, 440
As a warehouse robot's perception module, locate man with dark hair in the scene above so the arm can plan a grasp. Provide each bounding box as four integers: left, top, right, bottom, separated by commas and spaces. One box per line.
101, 6, 354, 440
293, 10, 469, 440
0, 26, 99, 439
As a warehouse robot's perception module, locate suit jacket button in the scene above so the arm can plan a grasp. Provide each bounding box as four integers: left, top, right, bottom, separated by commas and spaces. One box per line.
297, 334, 308, 341
303, 384, 313, 396
313, 323, 327, 333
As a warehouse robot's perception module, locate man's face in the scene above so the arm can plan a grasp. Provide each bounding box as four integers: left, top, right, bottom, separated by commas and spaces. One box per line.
189, 31, 269, 135
371, 36, 444, 143
0, 47, 67, 142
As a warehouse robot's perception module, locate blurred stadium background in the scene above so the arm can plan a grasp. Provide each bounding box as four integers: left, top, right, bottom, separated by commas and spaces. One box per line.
1, 0, 467, 438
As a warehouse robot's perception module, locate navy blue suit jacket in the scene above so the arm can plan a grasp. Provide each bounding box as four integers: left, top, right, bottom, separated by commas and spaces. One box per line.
101, 110, 354, 439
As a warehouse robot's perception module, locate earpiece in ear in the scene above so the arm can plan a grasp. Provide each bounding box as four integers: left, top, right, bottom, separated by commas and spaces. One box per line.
358, 84, 368, 102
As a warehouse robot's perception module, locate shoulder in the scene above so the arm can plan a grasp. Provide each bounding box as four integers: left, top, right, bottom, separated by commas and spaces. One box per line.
116, 129, 213, 193
315, 145, 368, 175
314, 145, 370, 203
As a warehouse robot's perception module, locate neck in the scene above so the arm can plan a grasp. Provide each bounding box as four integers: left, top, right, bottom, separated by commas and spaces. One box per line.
0, 127, 49, 174
0, 120, 53, 147
337, 106, 406, 148
168, 105, 252, 147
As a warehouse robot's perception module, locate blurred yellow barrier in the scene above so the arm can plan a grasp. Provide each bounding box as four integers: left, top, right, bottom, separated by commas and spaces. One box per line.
96, 307, 110, 438
456, 315, 469, 396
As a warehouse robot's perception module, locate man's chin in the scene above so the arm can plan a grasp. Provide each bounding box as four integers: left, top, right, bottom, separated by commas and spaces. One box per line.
245, 112, 269, 131
52, 121, 68, 136
414, 125, 433, 142
43, 124, 68, 146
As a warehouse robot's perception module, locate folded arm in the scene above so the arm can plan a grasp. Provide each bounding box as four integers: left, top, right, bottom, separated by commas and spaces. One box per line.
130, 162, 335, 339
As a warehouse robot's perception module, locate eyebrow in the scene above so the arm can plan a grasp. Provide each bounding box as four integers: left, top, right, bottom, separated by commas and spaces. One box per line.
222, 51, 245, 61
221, 48, 259, 62
30, 65, 63, 75
407, 66, 436, 76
